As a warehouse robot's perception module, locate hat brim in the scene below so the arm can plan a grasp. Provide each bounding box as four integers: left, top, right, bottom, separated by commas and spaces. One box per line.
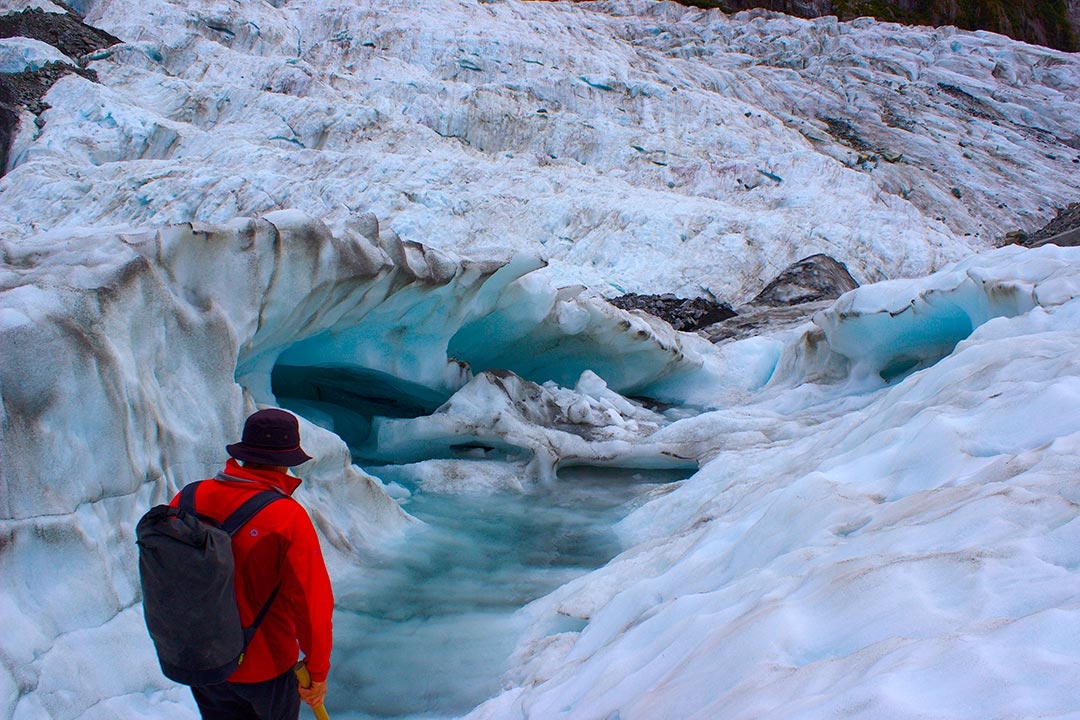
226, 442, 313, 467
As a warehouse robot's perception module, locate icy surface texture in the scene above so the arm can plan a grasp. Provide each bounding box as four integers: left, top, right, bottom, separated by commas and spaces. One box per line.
0, 36, 66, 72
2, 212, 1078, 719
2, 0, 1080, 718
1, 0, 1079, 299
365, 369, 694, 485
0, 208, 721, 718
771, 244, 1080, 386
474, 244, 1080, 720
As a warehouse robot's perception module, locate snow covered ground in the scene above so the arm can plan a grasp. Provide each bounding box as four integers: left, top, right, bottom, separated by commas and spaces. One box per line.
1, 0, 1079, 718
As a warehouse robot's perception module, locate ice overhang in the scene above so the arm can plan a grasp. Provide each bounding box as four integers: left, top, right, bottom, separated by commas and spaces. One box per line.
265, 271, 713, 469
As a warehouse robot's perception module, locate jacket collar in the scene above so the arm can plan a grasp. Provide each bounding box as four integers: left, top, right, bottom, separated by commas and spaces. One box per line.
217, 457, 302, 496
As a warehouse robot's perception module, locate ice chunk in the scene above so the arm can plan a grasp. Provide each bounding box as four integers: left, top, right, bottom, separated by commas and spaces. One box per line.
796, 245, 1075, 384
0, 37, 68, 73
365, 369, 694, 485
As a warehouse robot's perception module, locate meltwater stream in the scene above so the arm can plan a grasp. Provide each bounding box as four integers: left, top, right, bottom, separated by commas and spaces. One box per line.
325, 467, 690, 720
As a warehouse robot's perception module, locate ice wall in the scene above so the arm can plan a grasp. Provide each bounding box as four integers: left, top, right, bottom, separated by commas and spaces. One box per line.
2, 210, 1079, 720
0, 211, 395, 717
0, 208, 721, 718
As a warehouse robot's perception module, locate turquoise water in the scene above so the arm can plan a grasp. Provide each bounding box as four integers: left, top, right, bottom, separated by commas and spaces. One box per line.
327, 467, 688, 719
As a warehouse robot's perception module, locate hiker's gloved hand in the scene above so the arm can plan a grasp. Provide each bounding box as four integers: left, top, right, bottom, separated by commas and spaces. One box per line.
299, 680, 327, 708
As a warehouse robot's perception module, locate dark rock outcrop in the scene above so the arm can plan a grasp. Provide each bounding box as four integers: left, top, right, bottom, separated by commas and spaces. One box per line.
610, 255, 858, 340
674, 0, 1079, 52
751, 253, 859, 307
1025, 203, 1080, 248
0, 60, 95, 116
0, 7, 121, 59
1001, 202, 1080, 248
703, 299, 837, 343
704, 254, 859, 342
0, 6, 119, 174
608, 293, 737, 332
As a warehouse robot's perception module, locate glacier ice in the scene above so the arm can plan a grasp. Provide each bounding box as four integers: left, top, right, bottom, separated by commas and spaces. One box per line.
0, 206, 727, 716
0, 37, 68, 73
2, 198, 1079, 719
3, 0, 1079, 298
776, 244, 1080, 386
474, 248, 1080, 720
2, 0, 1080, 718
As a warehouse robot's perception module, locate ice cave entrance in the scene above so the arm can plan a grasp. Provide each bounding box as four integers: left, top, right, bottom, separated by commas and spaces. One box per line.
273, 364, 692, 718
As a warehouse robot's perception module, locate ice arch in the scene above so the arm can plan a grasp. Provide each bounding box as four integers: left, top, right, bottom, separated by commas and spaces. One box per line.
764, 245, 1077, 390
246, 214, 722, 475
0, 207, 719, 718
0, 204, 717, 520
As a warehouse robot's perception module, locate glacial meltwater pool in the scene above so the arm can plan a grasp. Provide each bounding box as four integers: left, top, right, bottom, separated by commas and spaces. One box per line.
325, 467, 690, 720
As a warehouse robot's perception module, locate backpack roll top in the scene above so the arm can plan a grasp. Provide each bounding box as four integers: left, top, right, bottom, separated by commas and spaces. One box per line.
136, 481, 286, 686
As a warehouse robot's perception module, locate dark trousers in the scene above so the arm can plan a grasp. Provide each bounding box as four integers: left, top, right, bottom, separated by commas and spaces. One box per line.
192, 667, 301, 720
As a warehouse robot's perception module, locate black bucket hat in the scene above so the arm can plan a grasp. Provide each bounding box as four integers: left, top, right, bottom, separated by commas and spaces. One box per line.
226, 409, 313, 467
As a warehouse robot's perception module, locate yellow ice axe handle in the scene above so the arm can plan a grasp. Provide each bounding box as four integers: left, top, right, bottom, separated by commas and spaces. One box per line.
293, 661, 331, 720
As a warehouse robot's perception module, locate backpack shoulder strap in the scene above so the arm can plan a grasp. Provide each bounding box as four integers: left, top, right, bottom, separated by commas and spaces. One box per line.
223, 489, 289, 641
177, 481, 202, 515
244, 583, 282, 645
220, 490, 287, 536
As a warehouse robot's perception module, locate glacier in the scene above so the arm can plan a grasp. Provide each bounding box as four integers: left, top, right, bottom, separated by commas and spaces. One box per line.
2, 0, 1080, 719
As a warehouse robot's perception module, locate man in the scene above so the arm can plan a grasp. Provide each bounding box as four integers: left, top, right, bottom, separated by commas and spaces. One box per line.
171, 408, 334, 720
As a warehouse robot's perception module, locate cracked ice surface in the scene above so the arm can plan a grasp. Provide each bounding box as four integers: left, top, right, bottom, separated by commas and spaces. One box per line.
3, 0, 1080, 299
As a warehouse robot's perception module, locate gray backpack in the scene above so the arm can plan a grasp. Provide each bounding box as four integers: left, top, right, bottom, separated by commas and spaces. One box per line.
136, 481, 284, 685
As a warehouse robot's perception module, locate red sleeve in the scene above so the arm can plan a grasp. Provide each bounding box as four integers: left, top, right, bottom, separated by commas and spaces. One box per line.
282, 507, 335, 682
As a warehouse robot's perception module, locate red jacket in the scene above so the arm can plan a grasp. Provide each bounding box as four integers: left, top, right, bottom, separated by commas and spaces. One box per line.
170, 459, 334, 683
